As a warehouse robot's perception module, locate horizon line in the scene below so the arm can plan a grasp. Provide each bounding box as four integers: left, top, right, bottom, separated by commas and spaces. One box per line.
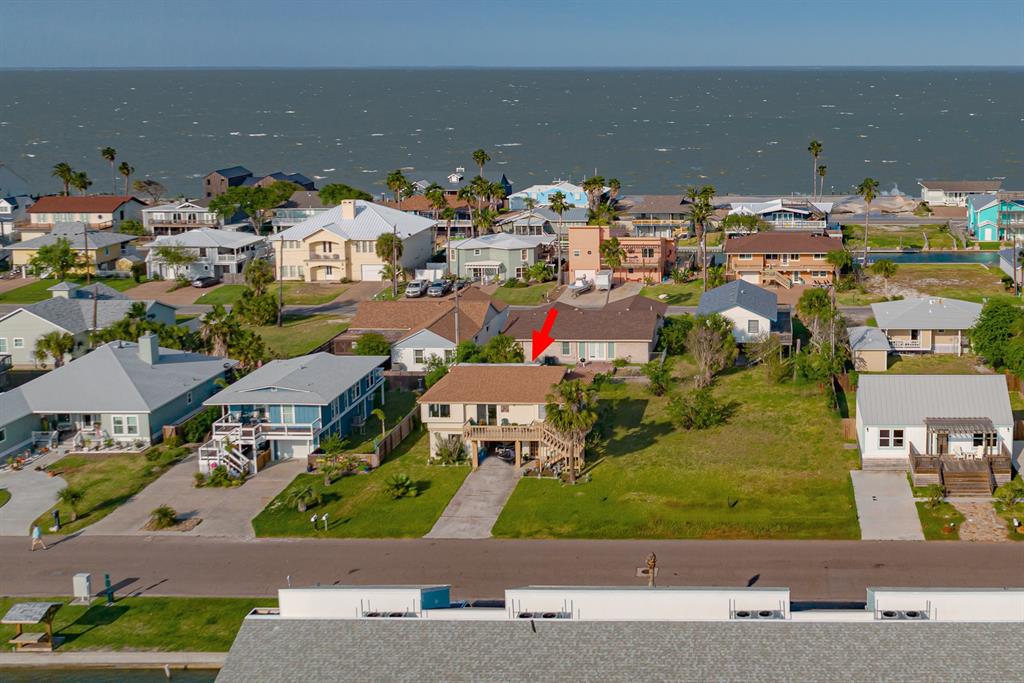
1, 65, 1022, 71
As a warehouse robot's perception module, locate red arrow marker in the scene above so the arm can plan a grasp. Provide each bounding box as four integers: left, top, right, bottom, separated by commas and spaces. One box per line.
531, 308, 559, 361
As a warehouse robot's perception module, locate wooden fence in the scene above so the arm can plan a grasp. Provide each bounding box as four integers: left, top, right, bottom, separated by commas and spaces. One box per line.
1004, 372, 1022, 395
351, 408, 419, 469
841, 418, 857, 441
1014, 420, 1024, 441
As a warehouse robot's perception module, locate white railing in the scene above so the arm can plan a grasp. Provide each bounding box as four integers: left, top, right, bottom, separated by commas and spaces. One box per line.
889, 339, 923, 350
769, 219, 828, 230
212, 414, 321, 441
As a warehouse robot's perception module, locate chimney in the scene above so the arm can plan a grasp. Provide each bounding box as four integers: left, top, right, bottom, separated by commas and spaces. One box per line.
138, 333, 159, 365
340, 199, 357, 220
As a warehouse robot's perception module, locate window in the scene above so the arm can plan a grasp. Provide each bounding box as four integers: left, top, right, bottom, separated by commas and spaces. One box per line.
607, 341, 615, 357
325, 266, 333, 275
186, 391, 193, 406
790, 254, 800, 260
413, 349, 425, 364
0, 338, 7, 353
515, 266, 527, 280
0, 428, 6, 443
474, 249, 481, 256
13, 338, 24, 349
973, 433, 997, 447
814, 253, 825, 260
747, 319, 760, 334
112, 415, 140, 436
444, 349, 455, 363
739, 254, 753, 260
521, 249, 529, 261
573, 250, 581, 257
561, 341, 571, 355
428, 404, 450, 418
500, 405, 510, 413
641, 247, 655, 259
878, 429, 904, 448
281, 405, 295, 423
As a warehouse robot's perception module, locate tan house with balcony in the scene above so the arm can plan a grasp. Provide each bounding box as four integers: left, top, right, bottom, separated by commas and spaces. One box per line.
723, 232, 842, 288
568, 225, 676, 284
23, 195, 144, 238
418, 364, 585, 474
870, 297, 980, 356
269, 199, 435, 282
7, 223, 137, 275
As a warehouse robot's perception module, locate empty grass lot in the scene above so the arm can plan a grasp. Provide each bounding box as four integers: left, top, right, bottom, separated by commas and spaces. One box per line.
640, 280, 703, 305
842, 224, 957, 251
492, 282, 557, 305
883, 353, 990, 375
837, 264, 1010, 306
0, 596, 274, 651
0, 277, 137, 303
253, 314, 348, 358
252, 429, 469, 538
346, 390, 418, 454
196, 282, 351, 306
493, 367, 860, 539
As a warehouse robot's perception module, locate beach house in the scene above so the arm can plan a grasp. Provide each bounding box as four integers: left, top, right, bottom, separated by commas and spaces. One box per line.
198, 353, 386, 476
141, 198, 238, 236
695, 280, 793, 346
870, 297, 979, 356
508, 181, 590, 211
451, 232, 554, 282
23, 195, 144, 236
145, 228, 268, 280
568, 225, 676, 284
919, 180, 1002, 208
6, 222, 139, 275
722, 232, 841, 288
966, 192, 1024, 242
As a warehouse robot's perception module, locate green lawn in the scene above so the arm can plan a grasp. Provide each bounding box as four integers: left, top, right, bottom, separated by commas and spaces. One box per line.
347, 390, 418, 454
0, 277, 137, 304
994, 497, 1024, 541
196, 282, 351, 306
34, 447, 187, 535
842, 224, 957, 251
640, 280, 704, 305
492, 282, 557, 305
253, 314, 348, 358
884, 353, 987, 375
0, 488, 10, 509
679, 231, 723, 247
0, 596, 274, 652
493, 367, 860, 539
252, 429, 469, 538
915, 501, 965, 540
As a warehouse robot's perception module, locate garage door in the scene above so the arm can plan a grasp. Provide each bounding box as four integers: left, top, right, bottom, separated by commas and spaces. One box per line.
360, 264, 384, 281
739, 272, 760, 284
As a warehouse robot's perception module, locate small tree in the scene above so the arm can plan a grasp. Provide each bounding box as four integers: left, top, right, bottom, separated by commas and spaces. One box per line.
58, 486, 84, 522
118, 219, 145, 236
481, 334, 524, 363
923, 484, 945, 509
318, 183, 371, 205
376, 232, 404, 298
870, 258, 897, 279
433, 434, 466, 465
354, 332, 391, 356
687, 314, 737, 388
599, 236, 626, 269
133, 178, 166, 203
826, 249, 853, 274
285, 484, 320, 512
149, 505, 178, 529
424, 354, 449, 388
319, 433, 347, 456
371, 407, 387, 443
667, 388, 735, 430
155, 244, 198, 279
656, 314, 694, 355
30, 238, 83, 279
544, 379, 599, 484
971, 298, 1023, 368
385, 473, 419, 499
641, 357, 673, 396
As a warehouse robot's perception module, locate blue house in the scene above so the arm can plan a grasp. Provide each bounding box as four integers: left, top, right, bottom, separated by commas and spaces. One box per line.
199, 353, 387, 476
508, 181, 592, 211
967, 193, 1024, 242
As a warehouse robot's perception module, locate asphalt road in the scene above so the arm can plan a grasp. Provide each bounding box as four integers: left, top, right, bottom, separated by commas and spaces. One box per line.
2, 536, 1021, 601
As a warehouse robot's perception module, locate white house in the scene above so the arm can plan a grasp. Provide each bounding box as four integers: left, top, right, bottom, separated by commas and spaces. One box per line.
919, 180, 1003, 207
146, 228, 268, 280
695, 280, 792, 345
855, 374, 1013, 476
141, 199, 225, 235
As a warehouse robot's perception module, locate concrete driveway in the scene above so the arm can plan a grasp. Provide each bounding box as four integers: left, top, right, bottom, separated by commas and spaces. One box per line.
0, 450, 67, 536
850, 471, 924, 541
123, 280, 216, 306
0, 276, 37, 295
85, 453, 304, 539
425, 457, 519, 539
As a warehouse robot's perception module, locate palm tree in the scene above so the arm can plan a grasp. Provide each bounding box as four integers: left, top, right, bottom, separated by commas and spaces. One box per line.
485, 181, 506, 213
440, 206, 456, 275
456, 184, 477, 237
600, 236, 626, 271
199, 304, 238, 357
471, 148, 490, 176
817, 164, 828, 199
232, 331, 266, 369
285, 484, 317, 513
118, 162, 134, 195
58, 486, 84, 522
544, 379, 598, 484
607, 178, 621, 205
424, 183, 446, 255
376, 232, 404, 297
385, 169, 409, 205
70, 171, 92, 195
856, 177, 880, 269
101, 147, 117, 193
33, 330, 75, 368
548, 191, 573, 285
808, 140, 823, 199
371, 407, 387, 443
473, 208, 496, 236
52, 162, 74, 195
581, 175, 605, 213
686, 185, 716, 291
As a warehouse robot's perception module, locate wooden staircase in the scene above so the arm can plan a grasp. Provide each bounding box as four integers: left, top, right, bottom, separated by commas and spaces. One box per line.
942, 470, 994, 497
762, 267, 792, 289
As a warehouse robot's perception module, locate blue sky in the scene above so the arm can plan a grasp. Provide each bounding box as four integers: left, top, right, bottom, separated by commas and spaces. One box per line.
2, 0, 1022, 68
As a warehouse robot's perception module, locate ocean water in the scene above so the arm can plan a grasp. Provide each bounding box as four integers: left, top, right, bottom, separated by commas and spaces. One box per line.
0, 68, 1021, 198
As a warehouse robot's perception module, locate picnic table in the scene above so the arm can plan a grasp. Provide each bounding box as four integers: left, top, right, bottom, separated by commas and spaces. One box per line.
2, 601, 63, 651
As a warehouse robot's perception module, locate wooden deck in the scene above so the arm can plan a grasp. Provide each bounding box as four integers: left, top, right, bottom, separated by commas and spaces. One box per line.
910, 448, 1012, 495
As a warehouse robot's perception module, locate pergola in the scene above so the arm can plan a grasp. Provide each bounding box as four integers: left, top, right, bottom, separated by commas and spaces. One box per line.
923, 417, 998, 457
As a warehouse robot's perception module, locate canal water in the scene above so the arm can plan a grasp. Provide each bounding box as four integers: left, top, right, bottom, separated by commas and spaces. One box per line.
0, 670, 216, 682
865, 251, 1001, 265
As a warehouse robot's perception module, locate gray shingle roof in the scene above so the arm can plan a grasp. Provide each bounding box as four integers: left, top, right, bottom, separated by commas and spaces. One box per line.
6, 230, 137, 251
18, 340, 236, 413
4, 297, 164, 335
0, 387, 33, 422
870, 297, 981, 331
848, 326, 891, 352
269, 201, 435, 242
696, 280, 778, 321
204, 353, 386, 406
218, 618, 1019, 683
213, 166, 252, 179
856, 374, 1012, 426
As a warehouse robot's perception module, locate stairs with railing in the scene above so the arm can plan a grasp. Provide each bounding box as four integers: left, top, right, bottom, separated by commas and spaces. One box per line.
762, 267, 793, 289
462, 420, 585, 474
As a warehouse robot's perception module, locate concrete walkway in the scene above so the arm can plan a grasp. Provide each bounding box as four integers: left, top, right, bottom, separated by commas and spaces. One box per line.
425, 457, 519, 539
850, 471, 924, 541
0, 450, 67, 536
86, 454, 304, 539
951, 501, 1010, 542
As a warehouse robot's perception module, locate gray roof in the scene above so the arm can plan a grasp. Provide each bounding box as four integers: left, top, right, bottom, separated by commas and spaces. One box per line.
696, 280, 778, 321
454, 233, 553, 251
848, 326, 891, 352
856, 374, 1013, 427
6, 230, 137, 251
871, 297, 981, 331
212, 166, 252, 179
149, 228, 264, 250
18, 340, 236, 414
270, 201, 435, 242
218, 618, 1018, 683
0, 387, 33, 423
204, 353, 386, 406
1, 602, 63, 624
3, 297, 165, 335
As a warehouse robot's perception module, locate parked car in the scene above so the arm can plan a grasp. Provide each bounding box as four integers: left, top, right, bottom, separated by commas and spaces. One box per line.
452, 278, 469, 291
404, 280, 428, 298
427, 280, 452, 297
191, 275, 221, 288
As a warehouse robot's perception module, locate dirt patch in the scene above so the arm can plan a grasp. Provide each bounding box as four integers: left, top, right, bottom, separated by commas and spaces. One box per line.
951, 501, 1009, 542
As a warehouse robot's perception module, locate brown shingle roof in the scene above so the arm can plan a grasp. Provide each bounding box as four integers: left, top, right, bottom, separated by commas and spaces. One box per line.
348, 287, 505, 343
503, 296, 665, 342
723, 232, 842, 254
29, 195, 140, 214
920, 180, 1002, 193
418, 364, 567, 404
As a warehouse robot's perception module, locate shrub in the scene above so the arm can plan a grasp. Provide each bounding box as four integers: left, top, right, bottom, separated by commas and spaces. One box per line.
57, 486, 84, 522
319, 433, 348, 456
923, 484, 945, 509
432, 435, 466, 466
994, 478, 1024, 512
164, 434, 183, 449
145, 447, 164, 462
385, 473, 419, 499
656, 315, 694, 355
193, 472, 206, 488
612, 357, 628, 369
182, 407, 219, 444
285, 484, 321, 512
502, 277, 528, 288
666, 388, 737, 430
641, 358, 673, 396
354, 332, 391, 356
206, 465, 233, 488
149, 505, 178, 529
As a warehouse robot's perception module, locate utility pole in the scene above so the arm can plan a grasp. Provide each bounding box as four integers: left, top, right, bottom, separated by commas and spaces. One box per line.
453, 282, 461, 357
82, 224, 98, 337
276, 238, 284, 327
391, 222, 398, 298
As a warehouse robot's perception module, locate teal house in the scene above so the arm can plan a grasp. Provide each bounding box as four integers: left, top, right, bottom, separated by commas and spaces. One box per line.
452, 233, 555, 282
967, 193, 1024, 242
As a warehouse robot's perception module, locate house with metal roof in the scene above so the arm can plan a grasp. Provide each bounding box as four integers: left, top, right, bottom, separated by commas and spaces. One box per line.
141, 198, 248, 236
919, 180, 1003, 207
696, 280, 793, 346
0, 281, 175, 367
0, 334, 237, 453
848, 326, 892, 372
855, 374, 1012, 494
203, 166, 316, 199
197, 353, 387, 476
145, 228, 268, 280
966, 192, 1024, 242
870, 297, 980, 356
269, 199, 435, 282
451, 232, 555, 283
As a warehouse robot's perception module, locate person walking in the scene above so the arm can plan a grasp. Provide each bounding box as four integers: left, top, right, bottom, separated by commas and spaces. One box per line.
31, 525, 46, 551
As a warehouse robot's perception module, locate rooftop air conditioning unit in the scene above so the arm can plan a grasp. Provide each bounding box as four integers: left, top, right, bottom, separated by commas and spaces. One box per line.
732, 609, 785, 620
879, 610, 929, 621
362, 612, 419, 618
516, 611, 571, 620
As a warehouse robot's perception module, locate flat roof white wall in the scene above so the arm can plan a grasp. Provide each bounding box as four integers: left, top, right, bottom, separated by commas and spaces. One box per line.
279, 586, 450, 619
867, 588, 1024, 622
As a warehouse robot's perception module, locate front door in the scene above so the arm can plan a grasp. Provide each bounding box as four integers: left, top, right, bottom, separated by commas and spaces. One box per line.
587, 342, 606, 360
935, 432, 949, 455
780, 254, 790, 266
476, 404, 497, 426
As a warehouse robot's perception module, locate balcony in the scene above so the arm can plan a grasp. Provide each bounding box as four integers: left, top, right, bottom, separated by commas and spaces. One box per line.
767, 219, 827, 231
889, 339, 923, 350
305, 251, 344, 262
212, 413, 322, 443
